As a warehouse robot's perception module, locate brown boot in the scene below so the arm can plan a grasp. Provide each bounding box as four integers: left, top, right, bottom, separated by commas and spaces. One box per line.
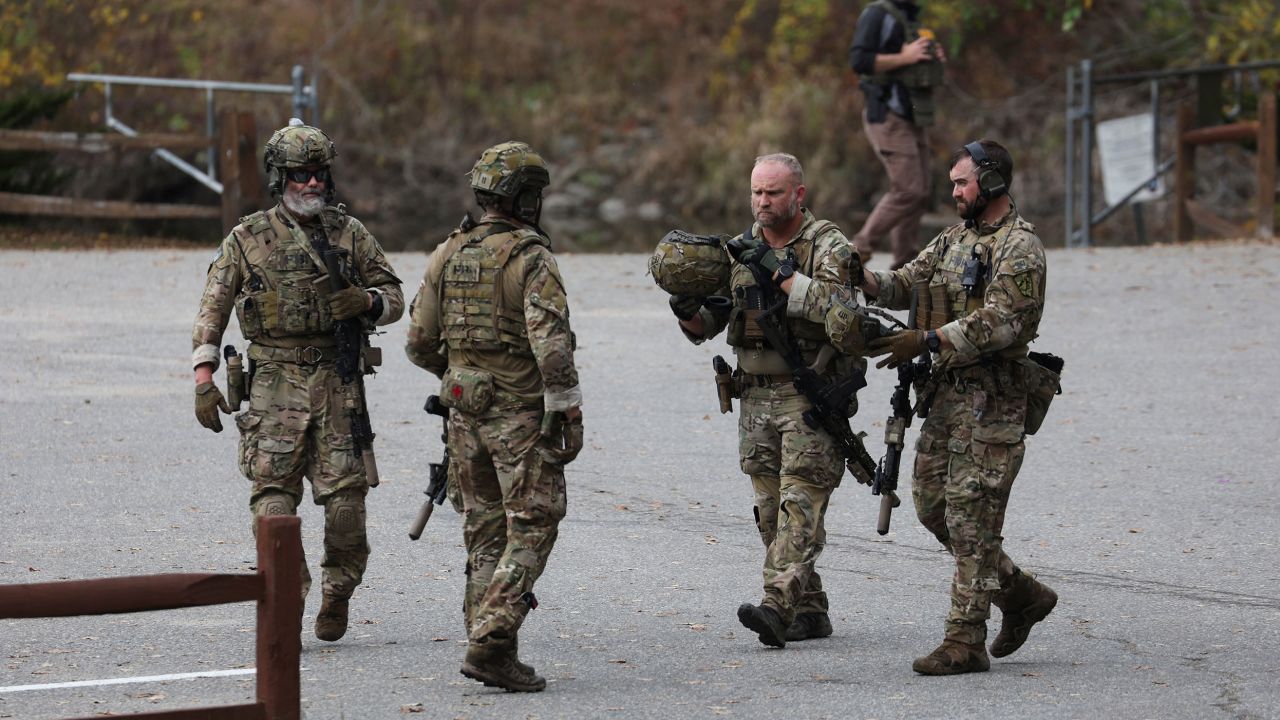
991, 573, 1058, 658
912, 639, 991, 675
784, 612, 833, 641
314, 597, 349, 642
509, 638, 535, 676
737, 603, 787, 648
461, 642, 546, 692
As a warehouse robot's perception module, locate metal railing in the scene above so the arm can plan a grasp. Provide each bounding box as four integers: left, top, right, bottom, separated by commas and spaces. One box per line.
1064, 59, 1280, 247
65, 65, 317, 195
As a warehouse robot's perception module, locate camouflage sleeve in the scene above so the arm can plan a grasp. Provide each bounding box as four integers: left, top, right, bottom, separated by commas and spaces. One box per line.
522, 247, 582, 410
870, 230, 947, 310
404, 246, 449, 377
191, 232, 242, 370
350, 219, 404, 326
940, 230, 1047, 356
786, 228, 852, 322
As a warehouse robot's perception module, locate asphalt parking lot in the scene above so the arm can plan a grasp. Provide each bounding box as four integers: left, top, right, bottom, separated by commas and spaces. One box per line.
2, 240, 1278, 719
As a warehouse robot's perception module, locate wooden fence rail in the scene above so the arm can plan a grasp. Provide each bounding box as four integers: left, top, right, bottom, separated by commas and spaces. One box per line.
1174, 93, 1278, 241
0, 515, 301, 720
0, 109, 264, 234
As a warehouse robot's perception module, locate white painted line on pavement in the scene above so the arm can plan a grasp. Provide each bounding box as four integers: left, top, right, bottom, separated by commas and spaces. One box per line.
0, 668, 257, 693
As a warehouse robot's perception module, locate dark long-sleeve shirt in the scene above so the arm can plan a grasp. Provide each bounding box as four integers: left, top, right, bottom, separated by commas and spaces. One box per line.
847, 0, 920, 123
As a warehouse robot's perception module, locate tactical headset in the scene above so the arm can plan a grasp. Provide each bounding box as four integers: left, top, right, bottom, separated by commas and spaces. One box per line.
963, 141, 1008, 200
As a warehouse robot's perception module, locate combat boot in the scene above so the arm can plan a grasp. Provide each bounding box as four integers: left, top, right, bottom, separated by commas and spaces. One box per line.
461, 642, 546, 693
991, 573, 1058, 658
509, 638, 535, 676
314, 596, 349, 642
784, 612, 833, 642
737, 603, 787, 648
912, 639, 990, 675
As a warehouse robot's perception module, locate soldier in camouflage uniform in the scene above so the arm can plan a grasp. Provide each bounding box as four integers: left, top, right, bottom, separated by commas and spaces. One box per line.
192, 119, 404, 643
858, 140, 1058, 674
405, 141, 583, 692
673, 153, 861, 648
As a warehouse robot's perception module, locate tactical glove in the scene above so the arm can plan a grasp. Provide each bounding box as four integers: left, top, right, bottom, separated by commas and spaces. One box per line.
738, 243, 782, 277
195, 382, 231, 433
669, 294, 705, 322
539, 412, 585, 465
867, 330, 927, 370
328, 286, 369, 321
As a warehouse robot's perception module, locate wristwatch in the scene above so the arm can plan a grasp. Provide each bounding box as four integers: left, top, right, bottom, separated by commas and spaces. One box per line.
925, 329, 941, 353
774, 261, 796, 286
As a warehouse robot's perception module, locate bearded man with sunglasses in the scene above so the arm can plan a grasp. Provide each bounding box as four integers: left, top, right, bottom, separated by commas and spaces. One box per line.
191, 118, 403, 643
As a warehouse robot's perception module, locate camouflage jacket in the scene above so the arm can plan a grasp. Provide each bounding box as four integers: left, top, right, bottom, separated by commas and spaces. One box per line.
870, 208, 1046, 369
685, 209, 855, 371
191, 203, 404, 370
405, 213, 581, 411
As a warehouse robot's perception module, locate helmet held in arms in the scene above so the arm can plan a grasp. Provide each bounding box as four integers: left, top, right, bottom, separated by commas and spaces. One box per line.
469, 141, 550, 225
264, 118, 338, 201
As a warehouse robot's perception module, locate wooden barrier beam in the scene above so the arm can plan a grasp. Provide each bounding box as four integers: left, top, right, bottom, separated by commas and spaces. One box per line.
0, 192, 220, 220
1182, 120, 1261, 146
256, 515, 302, 720
1174, 102, 1196, 242
66, 704, 266, 720
1184, 198, 1248, 238
0, 128, 209, 153
1258, 94, 1276, 239
0, 574, 261, 618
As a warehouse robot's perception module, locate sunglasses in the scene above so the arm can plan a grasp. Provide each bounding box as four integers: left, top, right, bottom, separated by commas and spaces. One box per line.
285, 167, 330, 184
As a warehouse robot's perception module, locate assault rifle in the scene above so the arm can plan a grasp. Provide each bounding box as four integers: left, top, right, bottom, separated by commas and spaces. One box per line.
872, 288, 929, 534
409, 395, 450, 540
726, 230, 877, 485
311, 227, 381, 487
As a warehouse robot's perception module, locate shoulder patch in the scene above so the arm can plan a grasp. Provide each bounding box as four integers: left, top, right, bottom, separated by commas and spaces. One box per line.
1013, 272, 1037, 298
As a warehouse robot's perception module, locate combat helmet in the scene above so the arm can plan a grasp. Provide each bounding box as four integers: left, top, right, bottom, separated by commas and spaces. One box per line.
264, 118, 338, 201
469, 141, 550, 224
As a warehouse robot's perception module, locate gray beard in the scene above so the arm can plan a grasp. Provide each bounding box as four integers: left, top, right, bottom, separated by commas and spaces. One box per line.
283, 187, 325, 219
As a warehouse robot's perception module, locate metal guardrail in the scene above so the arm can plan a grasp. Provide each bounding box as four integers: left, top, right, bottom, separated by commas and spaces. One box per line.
1064, 59, 1280, 247
65, 66, 317, 195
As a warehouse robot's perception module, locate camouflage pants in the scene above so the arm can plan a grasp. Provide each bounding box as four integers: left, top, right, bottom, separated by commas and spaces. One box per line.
236, 359, 370, 602
912, 369, 1028, 645
450, 397, 567, 649
739, 383, 844, 625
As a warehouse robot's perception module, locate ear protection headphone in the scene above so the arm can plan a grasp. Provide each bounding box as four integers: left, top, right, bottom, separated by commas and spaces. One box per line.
964, 141, 1008, 200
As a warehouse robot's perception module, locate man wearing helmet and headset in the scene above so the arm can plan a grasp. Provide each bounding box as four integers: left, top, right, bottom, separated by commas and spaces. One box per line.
853, 139, 1058, 675
406, 141, 583, 692
192, 118, 404, 643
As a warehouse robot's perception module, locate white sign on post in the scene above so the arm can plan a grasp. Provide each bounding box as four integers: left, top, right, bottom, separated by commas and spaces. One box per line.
1095, 113, 1163, 206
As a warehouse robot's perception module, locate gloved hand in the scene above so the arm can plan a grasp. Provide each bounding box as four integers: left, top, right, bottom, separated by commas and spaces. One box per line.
738, 243, 781, 277
669, 294, 704, 322
539, 412, 585, 465
328, 286, 369, 321
867, 329, 927, 370
195, 382, 231, 433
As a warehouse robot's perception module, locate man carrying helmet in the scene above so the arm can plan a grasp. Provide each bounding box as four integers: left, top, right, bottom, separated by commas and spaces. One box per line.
191, 118, 404, 643
406, 141, 583, 692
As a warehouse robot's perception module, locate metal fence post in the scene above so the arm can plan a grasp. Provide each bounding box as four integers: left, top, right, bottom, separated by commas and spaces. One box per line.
1065, 64, 1076, 247
1080, 59, 1093, 248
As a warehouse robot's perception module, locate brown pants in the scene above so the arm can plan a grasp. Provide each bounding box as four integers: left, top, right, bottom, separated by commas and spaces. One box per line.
854, 110, 931, 270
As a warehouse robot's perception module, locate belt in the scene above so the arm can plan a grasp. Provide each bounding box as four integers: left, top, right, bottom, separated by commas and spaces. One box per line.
740, 373, 793, 388
248, 344, 338, 365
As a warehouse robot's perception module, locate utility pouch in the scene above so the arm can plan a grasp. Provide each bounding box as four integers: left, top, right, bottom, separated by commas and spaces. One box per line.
1022, 351, 1064, 435
740, 286, 768, 345
362, 345, 383, 369
712, 355, 735, 413
928, 282, 950, 330
439, 367, 496, 415
223, 345, 246, 410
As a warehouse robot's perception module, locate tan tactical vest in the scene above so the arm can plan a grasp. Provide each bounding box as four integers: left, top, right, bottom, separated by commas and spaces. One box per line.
232, 206, 356, 344
438, 221, 549, 358
727, 220, 837, 354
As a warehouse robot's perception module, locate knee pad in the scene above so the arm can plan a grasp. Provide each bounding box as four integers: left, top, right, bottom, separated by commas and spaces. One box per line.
324, 489, 366, 536
253, 492, 296, 518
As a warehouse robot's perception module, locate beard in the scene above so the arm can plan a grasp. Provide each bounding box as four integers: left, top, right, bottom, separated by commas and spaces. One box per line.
283, 184, 326, 219
755, 195, 799, 229
957, 194, 988, 222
